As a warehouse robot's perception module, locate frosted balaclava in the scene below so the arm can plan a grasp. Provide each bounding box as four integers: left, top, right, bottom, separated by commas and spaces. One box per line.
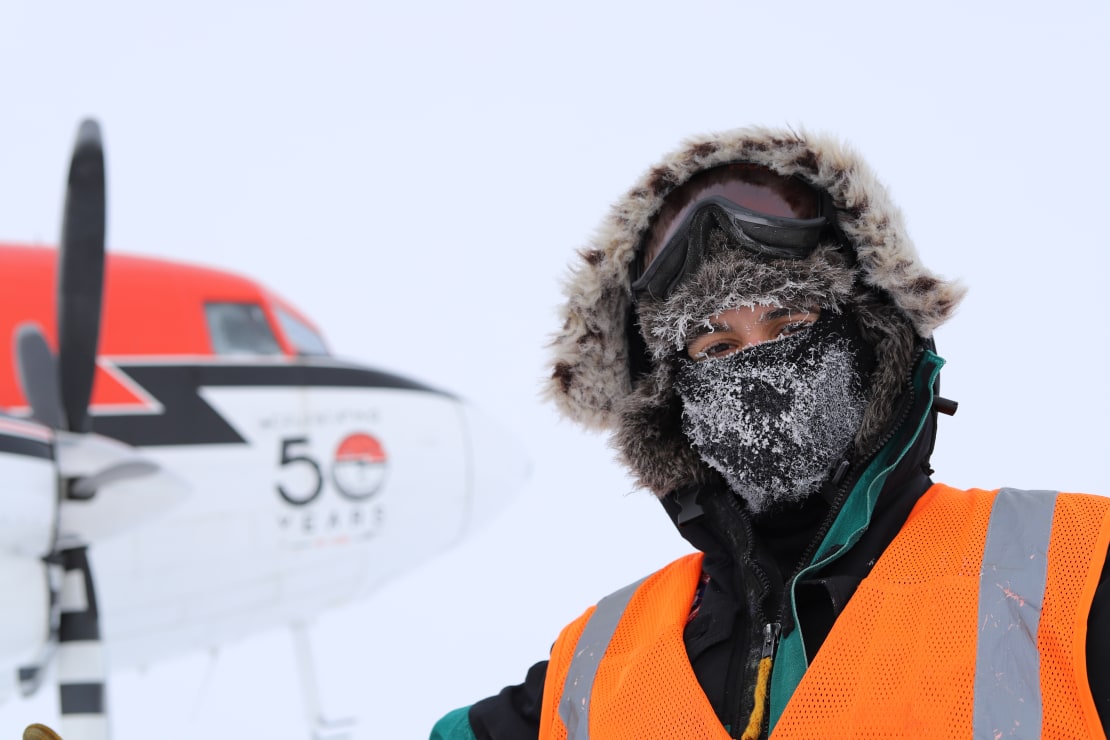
675, 309, 871, 513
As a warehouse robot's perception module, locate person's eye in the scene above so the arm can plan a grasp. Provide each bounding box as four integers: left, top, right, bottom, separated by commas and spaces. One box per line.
689, 339, 739, 361
778, 319, 815, 338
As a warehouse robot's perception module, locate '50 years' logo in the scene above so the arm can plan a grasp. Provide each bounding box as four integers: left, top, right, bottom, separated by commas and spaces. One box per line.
276, 433, 388, 505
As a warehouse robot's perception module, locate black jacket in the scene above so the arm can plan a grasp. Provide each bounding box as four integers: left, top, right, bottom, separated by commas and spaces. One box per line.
467, 361, 1110, 738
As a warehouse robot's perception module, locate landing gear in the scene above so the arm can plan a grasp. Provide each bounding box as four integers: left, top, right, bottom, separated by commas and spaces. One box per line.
291, 621, 356, 740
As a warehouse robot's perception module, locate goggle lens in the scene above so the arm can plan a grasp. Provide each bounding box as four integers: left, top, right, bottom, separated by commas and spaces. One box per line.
633, 164, 833, 301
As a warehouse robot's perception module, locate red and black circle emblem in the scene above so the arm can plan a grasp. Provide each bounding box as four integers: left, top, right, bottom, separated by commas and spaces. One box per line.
331, 432, 388, 500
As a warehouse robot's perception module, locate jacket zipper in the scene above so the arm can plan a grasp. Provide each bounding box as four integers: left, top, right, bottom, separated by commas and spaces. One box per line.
726, 497, 775, 738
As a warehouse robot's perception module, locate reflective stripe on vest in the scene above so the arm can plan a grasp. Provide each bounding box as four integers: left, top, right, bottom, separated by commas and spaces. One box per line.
974, 488, 1057, 735
539, 552, 720, 740
558, 576, 647, 738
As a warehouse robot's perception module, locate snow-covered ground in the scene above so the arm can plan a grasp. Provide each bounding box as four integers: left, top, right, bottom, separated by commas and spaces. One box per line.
0, 1, 1106, 737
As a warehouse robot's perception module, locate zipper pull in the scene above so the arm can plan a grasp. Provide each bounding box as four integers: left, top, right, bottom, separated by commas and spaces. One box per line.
761, 622, 781, 661
742, 625, 782, 740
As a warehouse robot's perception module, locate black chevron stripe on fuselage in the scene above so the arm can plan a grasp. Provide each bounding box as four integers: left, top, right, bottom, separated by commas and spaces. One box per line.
90, 361, 451, 447
0, 427, 53, 460
0, 419, 53, 459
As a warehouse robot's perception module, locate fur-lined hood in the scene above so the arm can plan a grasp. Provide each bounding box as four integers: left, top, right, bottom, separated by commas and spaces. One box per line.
547, 126, 965, 496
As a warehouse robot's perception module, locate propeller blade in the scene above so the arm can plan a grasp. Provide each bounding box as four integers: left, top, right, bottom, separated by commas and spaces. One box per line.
57, 119, 107, 434
54, 431, 189, 543
13, 323, 64, 429
57, 546, 109, 740
68, 459, 159, 500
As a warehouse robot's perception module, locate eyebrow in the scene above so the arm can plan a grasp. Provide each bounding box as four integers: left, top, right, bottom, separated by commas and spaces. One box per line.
761, 307, 800, 322
690, 320, 731, 339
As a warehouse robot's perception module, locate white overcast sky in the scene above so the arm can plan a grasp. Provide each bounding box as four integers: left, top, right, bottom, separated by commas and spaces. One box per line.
1, 1, 1108, 738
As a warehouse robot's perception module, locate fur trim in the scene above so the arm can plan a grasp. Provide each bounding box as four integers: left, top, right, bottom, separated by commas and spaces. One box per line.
546, 126, 965, 495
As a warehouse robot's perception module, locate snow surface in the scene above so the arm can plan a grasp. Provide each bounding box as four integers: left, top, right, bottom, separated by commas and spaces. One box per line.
0, 1, 1107, 738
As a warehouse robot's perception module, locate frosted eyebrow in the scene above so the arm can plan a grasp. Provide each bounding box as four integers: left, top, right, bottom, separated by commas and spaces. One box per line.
689, 320, 731, 340
760, 306, 817, 323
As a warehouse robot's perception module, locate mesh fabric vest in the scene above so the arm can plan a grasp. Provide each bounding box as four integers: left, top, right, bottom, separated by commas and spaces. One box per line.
539, 485, 1110, 739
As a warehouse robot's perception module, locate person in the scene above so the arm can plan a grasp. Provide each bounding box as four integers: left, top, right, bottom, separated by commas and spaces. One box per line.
431, 126, 1110, 739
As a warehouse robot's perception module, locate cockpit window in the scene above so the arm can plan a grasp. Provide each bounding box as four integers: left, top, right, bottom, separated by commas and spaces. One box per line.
205, 303, 283, 356
275, 306, 329, 356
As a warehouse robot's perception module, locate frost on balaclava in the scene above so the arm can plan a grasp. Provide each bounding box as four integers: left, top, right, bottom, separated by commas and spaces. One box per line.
675, 311, 871, 514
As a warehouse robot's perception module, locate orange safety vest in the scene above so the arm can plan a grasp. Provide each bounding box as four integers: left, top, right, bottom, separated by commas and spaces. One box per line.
537, 485, 1110, 739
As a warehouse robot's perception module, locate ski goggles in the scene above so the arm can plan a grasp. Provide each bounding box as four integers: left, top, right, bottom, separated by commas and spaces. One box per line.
630, 163, 842, 302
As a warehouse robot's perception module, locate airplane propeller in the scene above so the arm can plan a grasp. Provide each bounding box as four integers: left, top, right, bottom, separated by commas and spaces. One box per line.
12, 119, 187, 740
57, 119, 106, 435
14, 327, 64, 430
